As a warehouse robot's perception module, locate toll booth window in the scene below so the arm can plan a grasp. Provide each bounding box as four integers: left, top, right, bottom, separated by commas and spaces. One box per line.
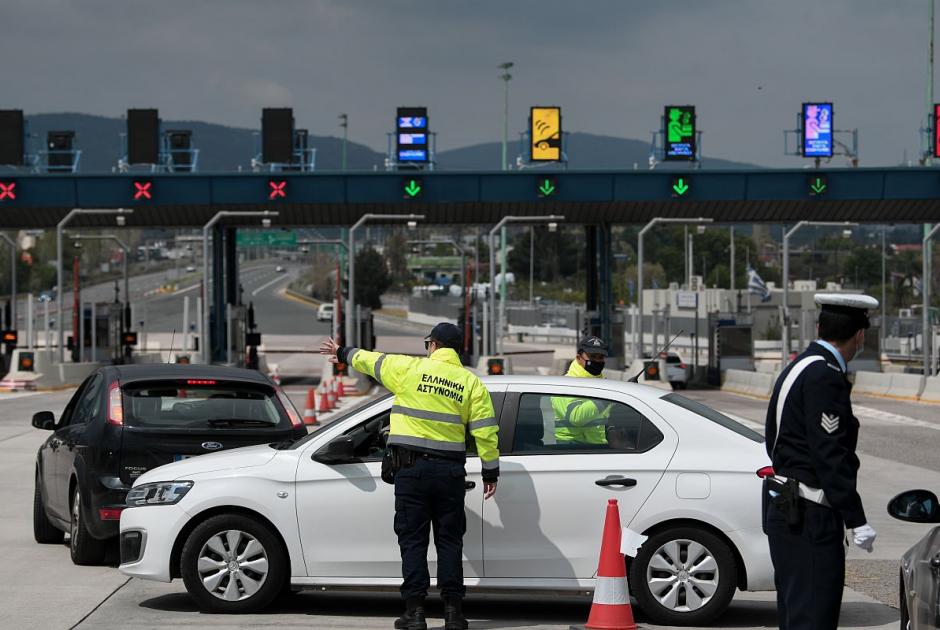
123, 381, 284, 428
511, 393, 663, 454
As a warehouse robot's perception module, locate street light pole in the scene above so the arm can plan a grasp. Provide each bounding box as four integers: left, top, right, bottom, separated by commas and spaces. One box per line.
0, 234, 15, 332
637, 217, 713, 360
339, 114, 348, 172
487, 215, 564, 355
781, 221, 857, 366
923, 223, 940, 377
56, 208, 133, 361
202, 210, 279, 364
348, 214, 424, 348
499, 62, 513, 171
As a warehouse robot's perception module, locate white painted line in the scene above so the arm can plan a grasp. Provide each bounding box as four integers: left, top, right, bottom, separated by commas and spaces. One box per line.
854, 405, 940, 432
0, 392, 39, 401
252, 274, 291, 296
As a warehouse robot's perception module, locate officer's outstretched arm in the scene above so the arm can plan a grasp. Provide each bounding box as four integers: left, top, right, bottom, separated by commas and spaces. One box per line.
467, 379, 499, 483
343, 347, 413, 395
803, 372, 867, 529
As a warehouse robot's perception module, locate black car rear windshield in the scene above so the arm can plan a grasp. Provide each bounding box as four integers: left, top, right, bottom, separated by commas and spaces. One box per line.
661, 393, 764, 443
122, 380, 285, 428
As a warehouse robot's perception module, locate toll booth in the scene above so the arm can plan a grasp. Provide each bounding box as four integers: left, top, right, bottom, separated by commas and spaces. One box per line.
357, 307, 376, 352
226, 304, 249, 367
708, 313, 755, 385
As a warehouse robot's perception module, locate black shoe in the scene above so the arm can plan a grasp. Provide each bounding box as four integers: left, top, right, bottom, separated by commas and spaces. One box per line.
395, 601, 427, 630
444, 599, 469, 630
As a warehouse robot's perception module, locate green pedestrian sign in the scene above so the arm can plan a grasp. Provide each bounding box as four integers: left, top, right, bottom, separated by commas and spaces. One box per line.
235, 231, 297, 247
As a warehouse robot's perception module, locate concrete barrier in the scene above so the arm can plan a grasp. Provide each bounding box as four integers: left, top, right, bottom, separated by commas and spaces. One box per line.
919, 376, 940, 403
747, 372, 775, 398
883, 373, 925, 400
57, 362, 101, 387
852, 371, 890, 397
721, 369, 754, 397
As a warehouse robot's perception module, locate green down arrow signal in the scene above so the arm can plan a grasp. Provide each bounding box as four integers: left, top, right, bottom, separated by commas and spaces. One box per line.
538, 179, 556, 196
404, 180, 422, 197
672, 178, 689, 196
810, 178, 827, 194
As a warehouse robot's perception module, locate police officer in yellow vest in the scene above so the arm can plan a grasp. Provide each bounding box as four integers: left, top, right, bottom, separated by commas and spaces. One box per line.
320, 323, 498, 630
553, 336, 611, 445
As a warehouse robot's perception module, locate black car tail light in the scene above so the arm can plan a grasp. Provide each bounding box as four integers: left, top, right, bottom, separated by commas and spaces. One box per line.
120, 530, 143, 564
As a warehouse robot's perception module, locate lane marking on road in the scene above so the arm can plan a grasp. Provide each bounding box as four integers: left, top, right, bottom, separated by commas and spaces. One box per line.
721, 411, 766, 432
252, 273, 291, 296
0, 429, 34, 443
853, 405, 940, 432
69, 577, 132, 630
0, 391, 39, 402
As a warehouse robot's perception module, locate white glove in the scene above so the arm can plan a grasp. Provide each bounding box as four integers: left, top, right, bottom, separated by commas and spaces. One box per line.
852, 523, 876, 552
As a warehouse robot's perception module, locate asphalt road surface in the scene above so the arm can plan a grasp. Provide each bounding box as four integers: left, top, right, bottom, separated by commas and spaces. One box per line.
2, 380, 932, 629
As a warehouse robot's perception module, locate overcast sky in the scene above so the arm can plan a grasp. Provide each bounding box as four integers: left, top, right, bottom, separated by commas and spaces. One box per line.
3, 0, 934, 166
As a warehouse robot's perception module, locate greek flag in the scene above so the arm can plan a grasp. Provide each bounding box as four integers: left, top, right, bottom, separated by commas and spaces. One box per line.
747, 266, 771, 302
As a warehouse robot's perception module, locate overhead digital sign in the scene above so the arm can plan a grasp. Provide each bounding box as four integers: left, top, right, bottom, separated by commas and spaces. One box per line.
934, 104, 940, 159
664, 105, 696, 160
802, 102, 833, 158
0, 181, 15, 200
396, 107, 429, 163
530, 107, 562, 161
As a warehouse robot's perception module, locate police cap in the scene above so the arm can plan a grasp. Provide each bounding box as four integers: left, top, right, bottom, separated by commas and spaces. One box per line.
577, 335, 609, 357
428, 322, 463, 351
814, 293, 879, 330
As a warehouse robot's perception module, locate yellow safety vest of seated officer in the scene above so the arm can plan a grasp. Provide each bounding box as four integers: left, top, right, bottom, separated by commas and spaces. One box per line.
347, 344, 499, 475
554, 335, 611, 445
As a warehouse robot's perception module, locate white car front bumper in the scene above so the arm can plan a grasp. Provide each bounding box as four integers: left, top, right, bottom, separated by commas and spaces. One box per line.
119, 504, 191, 583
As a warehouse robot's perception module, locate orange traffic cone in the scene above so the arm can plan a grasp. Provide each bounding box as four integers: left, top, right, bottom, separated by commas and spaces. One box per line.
583, 499, 636, 630
303, 388, 318, 426
324, 383, 335, 410
336, 377, 345, 398
327, 380, 338, 407
317, 385, 330, 413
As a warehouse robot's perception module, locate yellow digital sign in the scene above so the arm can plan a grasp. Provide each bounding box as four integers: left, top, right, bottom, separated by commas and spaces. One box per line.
530, 107, 561, 161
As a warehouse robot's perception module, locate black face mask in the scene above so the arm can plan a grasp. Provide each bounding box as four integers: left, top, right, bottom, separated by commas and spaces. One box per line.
584, 360, 605, 376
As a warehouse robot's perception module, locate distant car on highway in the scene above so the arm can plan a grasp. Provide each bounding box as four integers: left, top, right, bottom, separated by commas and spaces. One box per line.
275, 265, 285, 273
38, 289, 56, 303
888, 489, 940, 630
185, 265, 197, 273
316, 303, 334, 322
32, 364, 306, 566
119, 376, 773, 625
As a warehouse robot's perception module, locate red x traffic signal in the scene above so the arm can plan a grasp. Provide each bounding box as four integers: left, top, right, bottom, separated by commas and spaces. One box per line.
133, 181, 152, 200
0, 182, 16, 200
268, 180, 287, 200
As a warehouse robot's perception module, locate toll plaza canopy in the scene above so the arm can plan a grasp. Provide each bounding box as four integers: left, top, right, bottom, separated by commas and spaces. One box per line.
1, 168, 940, 228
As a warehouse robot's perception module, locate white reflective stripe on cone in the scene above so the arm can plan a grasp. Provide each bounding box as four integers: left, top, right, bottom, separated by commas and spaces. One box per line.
304, 410, 316, 417
593, 576, 629, 606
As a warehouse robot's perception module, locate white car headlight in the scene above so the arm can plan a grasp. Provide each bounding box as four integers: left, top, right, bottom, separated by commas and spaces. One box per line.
126, 481, 194, 507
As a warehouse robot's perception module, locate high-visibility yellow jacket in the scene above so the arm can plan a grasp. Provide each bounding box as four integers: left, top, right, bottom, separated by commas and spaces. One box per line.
348, 346, 499, 480
553, 360, 610, 445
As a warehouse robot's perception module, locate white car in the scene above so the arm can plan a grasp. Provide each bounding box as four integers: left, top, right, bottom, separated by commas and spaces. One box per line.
316, 303, 334, 322
118, 376, 773, 625
275, 265, 285, 273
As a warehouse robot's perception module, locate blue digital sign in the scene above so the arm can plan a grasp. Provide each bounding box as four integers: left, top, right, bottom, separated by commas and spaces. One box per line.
802, 102, 833, 158
396, 107, 429, 164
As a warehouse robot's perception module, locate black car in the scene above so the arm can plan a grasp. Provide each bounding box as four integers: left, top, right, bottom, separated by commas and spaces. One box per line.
32, 364, 306, 565
888, 489, 940, 630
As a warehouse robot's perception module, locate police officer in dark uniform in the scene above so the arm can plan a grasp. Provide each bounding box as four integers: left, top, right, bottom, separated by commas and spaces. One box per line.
763, 293, 877, 630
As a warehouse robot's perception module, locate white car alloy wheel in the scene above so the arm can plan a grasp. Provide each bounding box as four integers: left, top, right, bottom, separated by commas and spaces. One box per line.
629, 526, 737, 626
646, 538, 719, 612
181, 513, 287, 613
198, 529, 270, 601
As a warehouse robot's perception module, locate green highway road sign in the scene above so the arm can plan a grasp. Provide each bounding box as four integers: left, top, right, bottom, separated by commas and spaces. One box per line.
236, 231, 297, 247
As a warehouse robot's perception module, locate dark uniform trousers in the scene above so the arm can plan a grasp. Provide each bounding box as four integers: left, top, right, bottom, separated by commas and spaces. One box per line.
764, 494, 846, 630
394, 455, 468, 601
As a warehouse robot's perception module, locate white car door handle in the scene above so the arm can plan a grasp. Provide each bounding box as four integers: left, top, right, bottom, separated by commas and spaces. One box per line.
595, 476, 637, 488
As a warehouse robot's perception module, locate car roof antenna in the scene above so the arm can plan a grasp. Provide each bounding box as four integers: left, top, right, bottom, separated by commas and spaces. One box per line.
628, 330, 684, 383
167, 329, 176, 364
